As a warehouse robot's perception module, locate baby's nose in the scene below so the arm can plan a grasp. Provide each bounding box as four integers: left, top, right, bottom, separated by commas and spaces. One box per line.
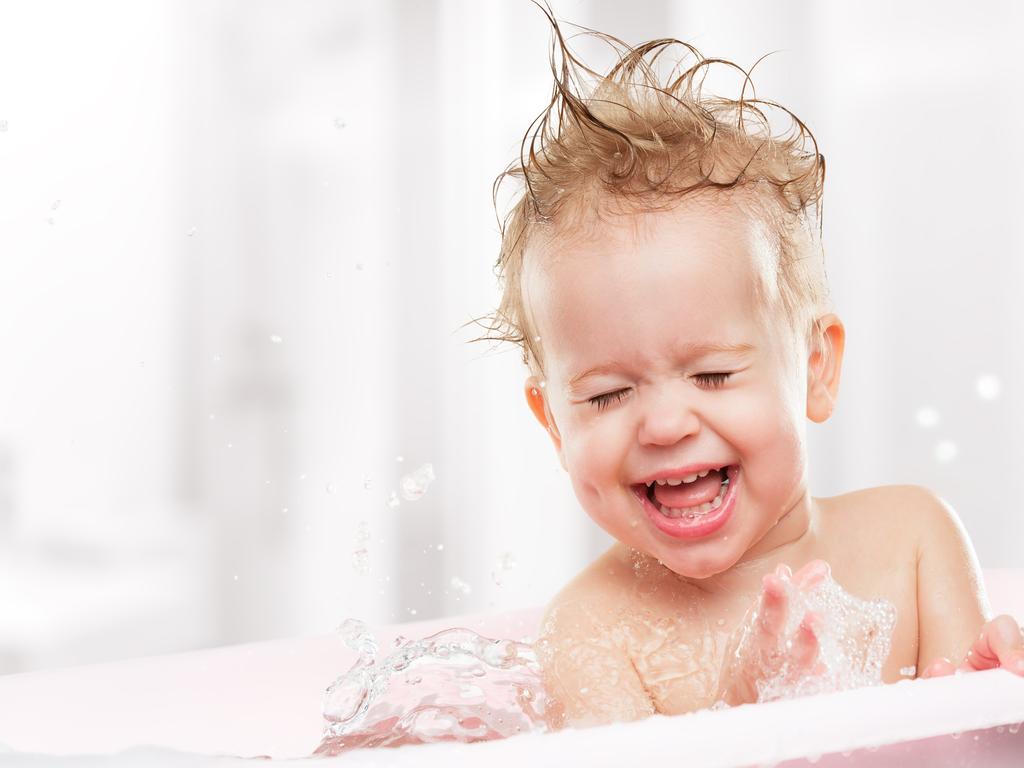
636, 390, 701, 446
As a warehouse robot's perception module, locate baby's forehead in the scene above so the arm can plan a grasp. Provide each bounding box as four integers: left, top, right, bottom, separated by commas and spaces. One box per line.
525, 195, 779, 293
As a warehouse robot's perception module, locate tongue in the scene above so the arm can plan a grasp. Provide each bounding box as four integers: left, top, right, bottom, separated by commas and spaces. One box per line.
652, 472, 724, 509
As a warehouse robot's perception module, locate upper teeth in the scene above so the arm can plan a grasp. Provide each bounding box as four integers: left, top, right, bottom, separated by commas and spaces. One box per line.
648, 467, 722, 487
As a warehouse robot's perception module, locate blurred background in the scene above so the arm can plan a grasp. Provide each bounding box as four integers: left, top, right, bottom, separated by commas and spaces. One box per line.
0, 0, 1021, 675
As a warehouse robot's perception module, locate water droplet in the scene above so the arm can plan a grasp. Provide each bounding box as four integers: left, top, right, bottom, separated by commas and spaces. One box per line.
436, 543, 444, 551
333, 117, 347, 129
716, 618, 726, 627
226, 442, 233, 449
212, 354, 222, 363
386, 491, 401, 509
281, 507, 289, 514
233, 574, 239, 581
976, 374, 1001, 400
269, 334, 283, 344
533, 335, 541, 343
208, 413, 215, 420
900, 665, 916, 677
539, 380, 546, 389
915, 406, 940, 428
1009, 721, 1021, 734
299, 473, 307, 480
395, 455, 404, 463
187, 227, 196, 237
629, 519, 639, 528
450, 576, 472, 595
951, 731, 961, 740
934, 440, 958, 463
409, 608, 417, 616
362, 474, 372, 490
351, 547, 369, 574
400, 463, 436, 501
579, 687, 589, 694
51, 200, 61, 211
326, 482, 335, 494
355, 521, 370, 543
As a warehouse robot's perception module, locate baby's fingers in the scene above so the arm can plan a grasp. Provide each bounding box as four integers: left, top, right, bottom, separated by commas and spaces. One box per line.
793, 559, 831, 591
963, 615, 1024, 675
790, 611, 821, 671
757, 572, 789, 641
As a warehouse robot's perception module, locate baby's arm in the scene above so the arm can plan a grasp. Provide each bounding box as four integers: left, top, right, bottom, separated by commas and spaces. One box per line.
536, 594, 655, 729
911, 486, 1024, 676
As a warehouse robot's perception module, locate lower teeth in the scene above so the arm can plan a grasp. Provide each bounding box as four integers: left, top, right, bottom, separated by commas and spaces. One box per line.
658, 478, 729, 519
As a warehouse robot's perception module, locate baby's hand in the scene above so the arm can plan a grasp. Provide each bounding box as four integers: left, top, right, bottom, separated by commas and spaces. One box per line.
718, 560, 831, 706
921, 614, 1024, 678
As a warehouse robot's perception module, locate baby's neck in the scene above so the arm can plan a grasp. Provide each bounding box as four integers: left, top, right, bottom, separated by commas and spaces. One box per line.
678, 492, 820, 595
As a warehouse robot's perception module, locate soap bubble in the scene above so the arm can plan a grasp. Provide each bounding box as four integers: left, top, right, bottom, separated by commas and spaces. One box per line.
975, 374, 1001, 400
450, 576, 472, 595
386, 491, 401, 509
914, 407, 940, 428
934, 440, 958, 463
899, 665, 916, 677
400, 463, 435, 501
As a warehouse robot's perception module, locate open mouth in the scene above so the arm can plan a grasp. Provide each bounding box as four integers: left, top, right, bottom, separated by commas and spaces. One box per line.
630, 465, 740, 539
642, 465, 732, 519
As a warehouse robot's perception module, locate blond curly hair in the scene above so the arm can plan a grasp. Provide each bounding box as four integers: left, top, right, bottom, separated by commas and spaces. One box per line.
471, 5, 830, 376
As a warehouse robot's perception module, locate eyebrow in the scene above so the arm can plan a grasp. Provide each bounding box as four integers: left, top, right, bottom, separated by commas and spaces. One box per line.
566, 342, 755, 392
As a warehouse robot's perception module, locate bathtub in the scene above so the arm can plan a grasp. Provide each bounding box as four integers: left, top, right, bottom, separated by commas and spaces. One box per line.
0, 569, 1022, 766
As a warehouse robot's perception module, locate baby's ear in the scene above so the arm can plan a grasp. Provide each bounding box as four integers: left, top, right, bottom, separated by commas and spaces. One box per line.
806, 313, 845, 423
525, 376, 566, 469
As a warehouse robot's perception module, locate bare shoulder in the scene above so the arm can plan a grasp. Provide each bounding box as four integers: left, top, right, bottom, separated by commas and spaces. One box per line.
817, 483, 960, 553
541, 545, 635, 635
537, 546, 656, 728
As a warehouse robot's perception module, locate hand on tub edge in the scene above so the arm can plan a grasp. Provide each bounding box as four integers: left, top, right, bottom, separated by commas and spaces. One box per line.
921, 614, 1024, 678
717, 559, 831, 706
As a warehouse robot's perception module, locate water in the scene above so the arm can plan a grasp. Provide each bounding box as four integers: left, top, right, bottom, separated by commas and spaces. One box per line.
316, 567, 897, 753
399, 463, 435, 501
722, 569, 896, 704
315, 623, 549, 755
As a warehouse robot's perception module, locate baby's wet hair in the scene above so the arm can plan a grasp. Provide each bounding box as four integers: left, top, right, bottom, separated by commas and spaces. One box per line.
468, 2, 831, 376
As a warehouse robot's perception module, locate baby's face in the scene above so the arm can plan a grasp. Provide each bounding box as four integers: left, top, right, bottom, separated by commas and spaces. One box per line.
523, 198, 824, 579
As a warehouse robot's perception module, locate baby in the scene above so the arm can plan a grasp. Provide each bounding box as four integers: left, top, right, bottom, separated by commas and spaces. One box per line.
476, 18, 1024, 729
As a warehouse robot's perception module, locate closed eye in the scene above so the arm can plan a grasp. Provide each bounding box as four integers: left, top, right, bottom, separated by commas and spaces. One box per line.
694, 372, 732, 388
588, 373, 732, 410
588, 389, 629, 411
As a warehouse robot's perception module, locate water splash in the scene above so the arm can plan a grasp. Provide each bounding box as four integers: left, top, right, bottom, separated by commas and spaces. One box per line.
723, 570, 896, 703
315, 624, 549, 755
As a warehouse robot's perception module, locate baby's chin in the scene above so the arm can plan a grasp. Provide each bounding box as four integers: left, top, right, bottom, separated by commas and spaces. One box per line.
648, 541, 744, 582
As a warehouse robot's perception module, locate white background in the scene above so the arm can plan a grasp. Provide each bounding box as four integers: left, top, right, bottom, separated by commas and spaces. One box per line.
0, 0, 1021, 674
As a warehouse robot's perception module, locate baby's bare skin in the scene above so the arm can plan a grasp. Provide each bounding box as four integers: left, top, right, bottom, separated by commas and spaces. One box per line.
538, 484, 986, 726
521, 196, 1020, 729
